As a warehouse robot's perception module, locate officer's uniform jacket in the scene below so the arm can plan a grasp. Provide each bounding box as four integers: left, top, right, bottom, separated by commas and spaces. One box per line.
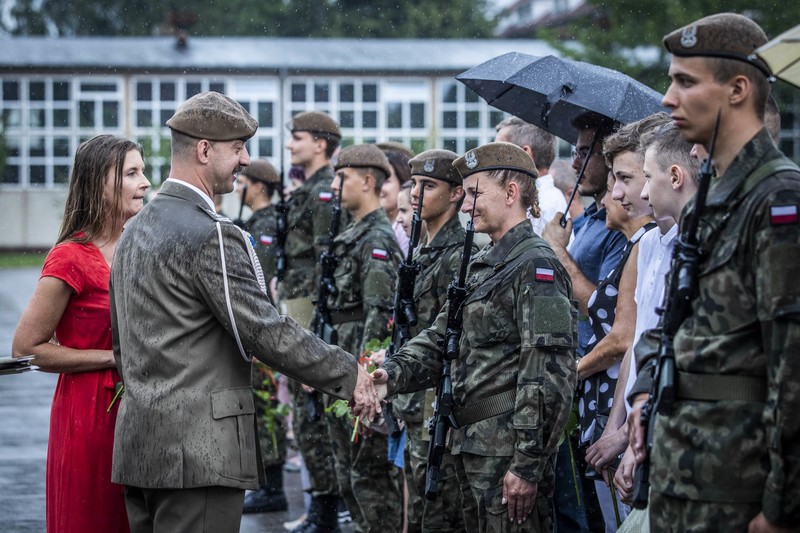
110, 180, 357, 490
384, 221, 577, 483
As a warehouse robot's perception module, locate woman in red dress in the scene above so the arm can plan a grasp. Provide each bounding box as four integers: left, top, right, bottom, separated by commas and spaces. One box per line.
13, 135, 150, 533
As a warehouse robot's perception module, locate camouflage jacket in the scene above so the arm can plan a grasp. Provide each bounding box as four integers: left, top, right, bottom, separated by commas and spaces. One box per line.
383, 221, 577, 483
279, 165, 349, 300
246, 205, 278, 280
393, 215, 469, 426
329, 208, 402, 358
635, 129, 800, 525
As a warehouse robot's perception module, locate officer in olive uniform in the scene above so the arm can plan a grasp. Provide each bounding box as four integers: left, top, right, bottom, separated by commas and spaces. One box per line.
628, 13, 800, 532
376, 142, 578, 533
324, 145, 404, 532
280, 112, 347, 533
391, 149, 470, 532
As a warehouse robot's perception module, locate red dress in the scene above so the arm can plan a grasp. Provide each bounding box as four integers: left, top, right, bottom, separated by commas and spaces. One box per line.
42, 241, 129, 533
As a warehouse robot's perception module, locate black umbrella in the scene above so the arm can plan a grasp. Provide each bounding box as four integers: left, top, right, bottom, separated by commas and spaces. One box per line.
457, 53, 666, 145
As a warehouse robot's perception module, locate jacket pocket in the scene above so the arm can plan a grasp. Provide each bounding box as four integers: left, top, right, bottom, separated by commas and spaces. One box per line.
211, 387, 257, 482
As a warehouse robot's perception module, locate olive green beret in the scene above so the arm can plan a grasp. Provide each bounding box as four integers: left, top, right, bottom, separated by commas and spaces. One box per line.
663, 13, 772, 78
166, 91, 258, 141
334, 144, 393, 178
376, 141, 414, 158
287, 111, 341, 139
409, 149, 461, 185
241, 159, 279, 184
453, 142, 538, 180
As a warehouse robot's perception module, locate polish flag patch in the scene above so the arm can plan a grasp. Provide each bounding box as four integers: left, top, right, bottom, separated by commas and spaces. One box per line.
259, 235, 274, 246
318, 191, 333, 202
535, 267, 555, 282
770, 205, 798, 226
371, 248, 389, 260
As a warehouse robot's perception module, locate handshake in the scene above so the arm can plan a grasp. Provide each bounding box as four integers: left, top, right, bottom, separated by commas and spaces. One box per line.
348, 365, 391, 422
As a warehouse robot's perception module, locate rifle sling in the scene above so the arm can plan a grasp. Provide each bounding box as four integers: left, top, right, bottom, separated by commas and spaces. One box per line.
452, 387, 515, 428
330, 307, 365, 325
676, 370, 767, 403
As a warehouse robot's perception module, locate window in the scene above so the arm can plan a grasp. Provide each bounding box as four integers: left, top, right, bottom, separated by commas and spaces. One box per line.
436, 80, 504, 154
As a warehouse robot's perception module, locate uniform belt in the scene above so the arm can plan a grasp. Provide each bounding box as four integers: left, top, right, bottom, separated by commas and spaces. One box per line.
330, 307, 365, 325
676, 370, 767, 402
452, 388, 515, 428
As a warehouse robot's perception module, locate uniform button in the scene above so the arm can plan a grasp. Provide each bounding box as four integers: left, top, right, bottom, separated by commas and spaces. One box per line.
238, 403, 243, 410
335, 385, 342, 392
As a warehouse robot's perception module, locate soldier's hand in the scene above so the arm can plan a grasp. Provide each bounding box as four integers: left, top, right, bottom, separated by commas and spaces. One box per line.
614, 448, 637, 503
748, 512, 797, 533
542, 212, 571, 251
349, 364, 382, 420
502, 471, 537, 525
371, 368, 389, 403
628, 394, 649, 464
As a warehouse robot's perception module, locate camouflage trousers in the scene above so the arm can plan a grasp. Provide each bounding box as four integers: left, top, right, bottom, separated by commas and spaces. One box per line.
252, 362, 286, 468
289, 379, 338, 496
453, 453, 554, 533
649, 492, 761, 532
325, 405, 403, 532
405, 420, 466, 532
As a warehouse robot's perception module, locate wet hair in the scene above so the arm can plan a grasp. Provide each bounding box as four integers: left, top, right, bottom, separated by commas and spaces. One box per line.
704, 57, 770, 120
603, 112, 671, 168
382, 147, 412, 185
486, 168, 540, 218
571, 112, 619, 141
58, 135, 143, 245
495, 116, 557, 169
313, 132, 340, 159
639, 122, 700, 183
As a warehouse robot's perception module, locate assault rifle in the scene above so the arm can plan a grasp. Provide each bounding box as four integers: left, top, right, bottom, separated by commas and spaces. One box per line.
425, 181, 478, 501
631, 113, 720, 508
383, 185, 426, 438
313, 176, 344, 346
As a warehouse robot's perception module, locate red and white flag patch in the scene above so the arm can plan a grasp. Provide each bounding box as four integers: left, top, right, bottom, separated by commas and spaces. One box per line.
535, 267, 555, 282
259, 235, 274, 246
770, 205, 798, 225
371, 248, 389, 260
318, 191, 333, 202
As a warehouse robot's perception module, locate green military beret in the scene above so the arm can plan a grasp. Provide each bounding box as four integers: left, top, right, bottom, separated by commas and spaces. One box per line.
334, 144, 393, 178
376, 141, 414, 159
287, 111, 341, 139
409, 149, 461, 185
663, 13, 772, 78
166, 91, 258, 141
453, 142, 538, 180
241, 159, 279, 184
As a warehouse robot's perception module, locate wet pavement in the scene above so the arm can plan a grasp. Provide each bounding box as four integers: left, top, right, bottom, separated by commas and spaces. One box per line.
0, 267, 313, 532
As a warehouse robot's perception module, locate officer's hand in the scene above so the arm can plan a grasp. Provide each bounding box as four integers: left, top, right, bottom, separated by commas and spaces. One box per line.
585, 426, 627, 470
748, 512, 797, 533
542, 212, 571, 251
628, 394, 649, 464
503, 471, 538, 525
349, 364, 382, 420
614, 448, 637, 503
371, 368, 389, 403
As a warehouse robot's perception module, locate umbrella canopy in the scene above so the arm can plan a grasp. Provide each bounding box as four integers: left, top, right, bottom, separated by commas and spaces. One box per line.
756, 24, 800, 90
457, 53, 667, 144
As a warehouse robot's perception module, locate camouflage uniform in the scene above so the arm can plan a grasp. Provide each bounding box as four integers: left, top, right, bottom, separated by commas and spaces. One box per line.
633, 130, 800, 530
323, 207, 404, 532
392, 214, 470, 532
246, 205, 278, 280
384, 221, 578, 533
279, 165, 342, 499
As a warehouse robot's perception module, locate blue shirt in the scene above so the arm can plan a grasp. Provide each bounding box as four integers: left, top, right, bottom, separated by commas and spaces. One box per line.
567, 203, 626, 356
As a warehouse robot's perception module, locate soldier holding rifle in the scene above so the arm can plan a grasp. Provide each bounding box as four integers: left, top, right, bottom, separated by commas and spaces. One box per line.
374, 142, 577, 532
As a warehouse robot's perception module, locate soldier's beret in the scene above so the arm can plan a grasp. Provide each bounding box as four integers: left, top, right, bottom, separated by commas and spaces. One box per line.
376, 141, 414, 159
334, 144, 393, 178
663, 13, 772, 78
409, 149, 462, 185
241, 159, 279, 184
287, 111, 341, 139
453, 142, 538, 180
166, 91, 258, 141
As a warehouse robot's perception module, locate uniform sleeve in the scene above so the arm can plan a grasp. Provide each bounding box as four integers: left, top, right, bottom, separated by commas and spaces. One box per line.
508, 259, 578, 483
357, 237, 401, 355
755, 191, 800, 526
193, 221, 358, 400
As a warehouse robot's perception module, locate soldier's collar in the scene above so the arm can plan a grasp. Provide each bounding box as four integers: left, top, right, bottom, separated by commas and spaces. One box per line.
706, 128, 775, 207
473, 220, 533, 267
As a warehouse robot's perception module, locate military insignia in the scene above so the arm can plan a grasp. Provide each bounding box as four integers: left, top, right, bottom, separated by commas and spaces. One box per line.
465, 150, 478, 169
423, 159, 435, 173
535, 267, 555, 282
318, 191, 333, 202
259, 234, 275, 245
770, 205, 798, 225
680, 24, 698, 48
371, 248, 388, 260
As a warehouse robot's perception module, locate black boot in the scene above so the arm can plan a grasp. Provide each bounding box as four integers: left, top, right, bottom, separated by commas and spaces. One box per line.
243, 464, 288, 513
291, 495, 341, 533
